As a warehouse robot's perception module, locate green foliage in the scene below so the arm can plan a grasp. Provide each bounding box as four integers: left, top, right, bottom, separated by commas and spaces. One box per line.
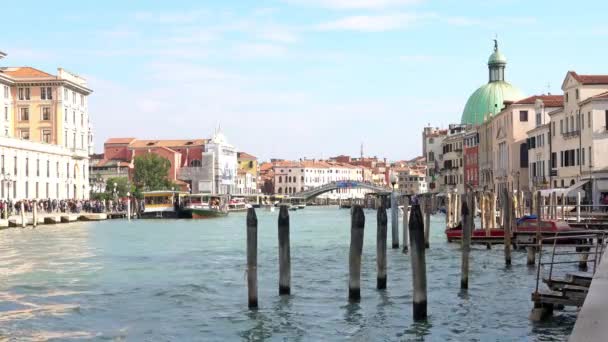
105, 177, 134, 199
133, 153, 173, 192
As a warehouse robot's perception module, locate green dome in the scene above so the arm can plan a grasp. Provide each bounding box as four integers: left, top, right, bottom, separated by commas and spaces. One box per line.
461, 81, 524, 125
461, 41, 524, 125
488, 50, 507, 65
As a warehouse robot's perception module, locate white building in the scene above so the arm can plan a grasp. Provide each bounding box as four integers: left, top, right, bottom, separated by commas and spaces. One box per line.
205, 128, 237, 195
440, 124, 467, 194
422, 126, 447, 193
0, 51, 92, 200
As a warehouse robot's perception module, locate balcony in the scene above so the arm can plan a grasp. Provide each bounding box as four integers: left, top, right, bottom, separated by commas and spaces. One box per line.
562, 130, 580, 139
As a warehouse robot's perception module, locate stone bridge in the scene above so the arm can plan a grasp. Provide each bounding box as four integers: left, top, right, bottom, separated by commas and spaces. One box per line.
291, 181, 391, 200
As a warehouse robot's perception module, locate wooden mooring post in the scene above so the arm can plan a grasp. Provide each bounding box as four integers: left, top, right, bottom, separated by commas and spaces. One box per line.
32, 200, 37, 228
349, 205, 365, 301
461, 192, 473, 290
377, 204, 388, 289
278, 205, 291, 295
409, 200, 427, 321
424, 196, 431, 249
246, 208, 258, 309
402, 197, 409, 253
502, 189, 512, 266
391, 192, 399, 249
20, 202, 26, 228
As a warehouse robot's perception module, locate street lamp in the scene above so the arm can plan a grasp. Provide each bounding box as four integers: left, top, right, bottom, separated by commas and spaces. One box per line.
113, 182, 118, 200
391, 174, 398, 191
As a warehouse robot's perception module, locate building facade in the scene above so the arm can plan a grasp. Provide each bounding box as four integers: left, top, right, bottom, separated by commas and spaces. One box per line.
0, 51, 92, 200
422, 126, 447, 193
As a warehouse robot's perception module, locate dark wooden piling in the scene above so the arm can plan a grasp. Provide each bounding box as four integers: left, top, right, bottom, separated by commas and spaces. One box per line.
409, 200, 427, 321
247, 208, 258, 308
377, 205, 388, 289
402, 197, 410, 253
278, 205, 291, 295
503, 189, 512, 266
424, 196, 431, 249
349, 205, 365, 301
461, 193, 473, 290
391, 192, 399, 249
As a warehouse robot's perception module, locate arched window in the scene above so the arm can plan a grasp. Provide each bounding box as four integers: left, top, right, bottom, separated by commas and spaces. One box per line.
189, 159, 202, 167
301, 176, 304, 182
571, 179, 575, 186
301, 187, 304, 192
278, 187, 282, 194
279, 176, 282, 183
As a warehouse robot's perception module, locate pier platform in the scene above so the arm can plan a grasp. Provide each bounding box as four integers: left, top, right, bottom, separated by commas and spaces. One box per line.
569, 251, 608, 341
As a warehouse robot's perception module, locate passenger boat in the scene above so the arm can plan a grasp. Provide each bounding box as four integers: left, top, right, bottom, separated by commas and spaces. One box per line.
228, 197, 249, 212
445, 215, 579, 245
141, 190, 188, 219
182, 194, 228, 218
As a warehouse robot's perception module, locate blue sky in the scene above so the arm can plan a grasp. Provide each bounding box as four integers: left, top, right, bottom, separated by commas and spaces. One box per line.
2, 0, 608, 161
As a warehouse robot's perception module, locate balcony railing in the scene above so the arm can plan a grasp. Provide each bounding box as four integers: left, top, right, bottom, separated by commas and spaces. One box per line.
562, 130, 580, 139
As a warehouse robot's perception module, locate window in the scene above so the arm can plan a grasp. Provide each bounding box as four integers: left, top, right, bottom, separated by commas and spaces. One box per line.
64, 88, 68, 100
72, 91, 76, 104
605, 110, 608, 130
552, 122, 556, 136
560, 151, 564, 167
589, 112, 591, 128
582, 148, 585, 166
551, 152, 557, 169
56, 161, 59, 177
47, 160, 50, 177
278, 176, 282, 183
80, 94, 84, 106
576, 149, 580, 166
19, 107, 29, 121
66, 162, 70, 178
36, 159, 40, 177
20, 130, 30, 140
40, 87, 52, 100
520, 143, 528, 168
81, 134, 84, 149
565, 118, 569, 132
42, 130, 52, 143
64, 131, 68, 147
582, 113, 584, 130
589, 146, 592, 166
3, 85, 8, 98
565, 92, 569, 103
14, 156, 17, 175
519, 110, 528, 122
560, 120, 563, 134
18, 88, 30, 100
81, 113, 84, 126
576, 89, 580, 100
41, 107, 51, 121
570, 117, 574, 132
25, 158, 29, 176
73, 110, 76, 123
4, 106, 7, 121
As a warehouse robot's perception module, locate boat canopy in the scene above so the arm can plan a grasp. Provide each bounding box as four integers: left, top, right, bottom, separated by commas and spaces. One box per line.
539, 180, 588, 198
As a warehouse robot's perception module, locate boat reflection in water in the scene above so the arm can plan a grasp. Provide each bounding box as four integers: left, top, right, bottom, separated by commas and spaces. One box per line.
182, 194, 229, 218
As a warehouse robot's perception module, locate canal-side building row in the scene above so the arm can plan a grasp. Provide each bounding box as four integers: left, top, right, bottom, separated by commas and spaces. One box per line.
423, 41, 608, 207
0, 50, 92, 200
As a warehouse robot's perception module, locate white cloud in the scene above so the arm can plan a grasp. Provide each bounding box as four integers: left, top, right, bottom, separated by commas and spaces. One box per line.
257, 29, 298, 44
285, 0, 423, 10
315, 13, 430, 32
233, 43, 288, 58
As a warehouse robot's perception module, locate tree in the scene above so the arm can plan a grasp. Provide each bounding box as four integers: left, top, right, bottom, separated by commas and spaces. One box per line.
104, 177, 134, 199
133, 153, 173, 192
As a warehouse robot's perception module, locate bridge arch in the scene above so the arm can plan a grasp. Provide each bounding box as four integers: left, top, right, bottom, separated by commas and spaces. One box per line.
291, 180, 391, 200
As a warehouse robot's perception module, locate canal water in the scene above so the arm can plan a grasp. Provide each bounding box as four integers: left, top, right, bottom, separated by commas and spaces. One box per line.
0, 207, 576, 341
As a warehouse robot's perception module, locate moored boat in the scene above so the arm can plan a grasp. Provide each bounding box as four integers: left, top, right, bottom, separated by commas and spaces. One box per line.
182, 194, 228, 218
141, 190, 188, 219
445, 215, 580, 245
228, 197, 249, 212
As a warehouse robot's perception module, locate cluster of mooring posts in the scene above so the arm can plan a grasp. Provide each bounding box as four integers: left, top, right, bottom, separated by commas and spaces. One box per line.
245, 201, 431, 321
246, 188, 608, 324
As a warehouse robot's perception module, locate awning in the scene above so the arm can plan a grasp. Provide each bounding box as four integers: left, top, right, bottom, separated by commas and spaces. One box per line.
540, 180, 588, 198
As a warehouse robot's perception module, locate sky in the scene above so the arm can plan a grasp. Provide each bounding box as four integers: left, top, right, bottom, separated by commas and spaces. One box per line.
2, 0, 608, 161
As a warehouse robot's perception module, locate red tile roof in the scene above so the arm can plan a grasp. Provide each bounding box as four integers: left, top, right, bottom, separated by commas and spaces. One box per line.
105, 138, 137, 144
130, 139, 206, 148
569, 71, 608, 85
237, 152, 257, 160
514, 95, 563, 107
0, 66, 54, 78
589, 91, 608, 100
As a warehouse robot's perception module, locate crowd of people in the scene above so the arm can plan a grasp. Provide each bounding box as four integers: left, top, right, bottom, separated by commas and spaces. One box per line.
0, 198, 134, 218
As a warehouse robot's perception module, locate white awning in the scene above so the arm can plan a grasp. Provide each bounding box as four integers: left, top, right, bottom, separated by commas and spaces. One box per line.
540, 180, 588, 198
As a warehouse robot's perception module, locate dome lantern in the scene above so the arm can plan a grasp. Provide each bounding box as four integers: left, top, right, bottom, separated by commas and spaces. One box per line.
460, 40, 524, 125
